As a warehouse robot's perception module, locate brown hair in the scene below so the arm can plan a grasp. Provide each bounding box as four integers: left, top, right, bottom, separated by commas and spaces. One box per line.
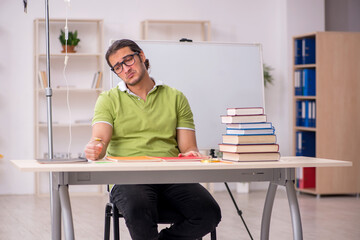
105, 39, 150, 70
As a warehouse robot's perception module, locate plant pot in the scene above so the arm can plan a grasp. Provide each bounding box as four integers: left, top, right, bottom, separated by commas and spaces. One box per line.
61, 45, 76, 53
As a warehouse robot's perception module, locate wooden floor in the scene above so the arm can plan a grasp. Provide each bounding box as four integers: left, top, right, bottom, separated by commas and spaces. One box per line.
0, 188, 359, 240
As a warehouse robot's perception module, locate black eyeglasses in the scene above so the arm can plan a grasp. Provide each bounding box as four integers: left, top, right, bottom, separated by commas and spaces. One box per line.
111, 52, 139, 74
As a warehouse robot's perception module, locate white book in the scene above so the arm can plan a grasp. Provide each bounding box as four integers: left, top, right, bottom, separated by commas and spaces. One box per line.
226, 122, 273, 129
226, 127, 275, 135
221, 115, 267, 124
227, 107, 264, 116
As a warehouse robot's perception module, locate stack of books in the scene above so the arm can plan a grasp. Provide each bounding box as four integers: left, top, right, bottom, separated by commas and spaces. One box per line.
219, 107, 280, 162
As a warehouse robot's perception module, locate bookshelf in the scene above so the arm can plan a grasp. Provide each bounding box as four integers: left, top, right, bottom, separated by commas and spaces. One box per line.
293, 32, 360, 196
34, 18, 104, 195
141, 19, 211, 41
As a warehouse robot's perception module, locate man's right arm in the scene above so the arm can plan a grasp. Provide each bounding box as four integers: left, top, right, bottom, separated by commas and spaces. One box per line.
84, 122, 113, 160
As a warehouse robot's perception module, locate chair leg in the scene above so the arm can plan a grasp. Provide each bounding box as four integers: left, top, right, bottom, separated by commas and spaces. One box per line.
104, 203, 112, 240
113, 204, 120, 240
211, 229, 217, 240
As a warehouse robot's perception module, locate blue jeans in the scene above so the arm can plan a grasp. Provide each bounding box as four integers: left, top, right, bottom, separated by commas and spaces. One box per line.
110, 184, 221, 240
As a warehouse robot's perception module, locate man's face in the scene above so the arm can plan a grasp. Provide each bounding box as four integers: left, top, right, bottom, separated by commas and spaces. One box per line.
109, 47, 147, 87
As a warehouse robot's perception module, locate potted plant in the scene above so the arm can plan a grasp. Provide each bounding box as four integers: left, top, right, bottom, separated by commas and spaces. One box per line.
59, 29, 80, 53
263, 64, 274, 87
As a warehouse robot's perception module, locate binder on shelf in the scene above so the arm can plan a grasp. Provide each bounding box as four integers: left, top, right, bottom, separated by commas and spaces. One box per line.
296, 100, 302, 127
294, 38, 303, 65
304, 100, 310, 127
300, 167, 316, 189
296, 131, 315, 157
302, 68, 316, 96
296, 100, 316, 128
302, 37, 316, 64
310, 101, 316, 127
294, 70, 302, 96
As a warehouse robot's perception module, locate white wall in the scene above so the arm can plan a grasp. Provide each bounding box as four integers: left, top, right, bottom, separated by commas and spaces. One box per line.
0, 0, 324, 194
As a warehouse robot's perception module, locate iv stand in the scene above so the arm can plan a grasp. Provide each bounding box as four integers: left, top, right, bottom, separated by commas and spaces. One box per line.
44, 1, 75, 239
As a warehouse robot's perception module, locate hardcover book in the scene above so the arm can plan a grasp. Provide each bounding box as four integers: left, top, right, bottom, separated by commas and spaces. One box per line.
226, 127, 275, 135
226, 107, 264, 116
219, 143, 279, 153
222, 152, 280, 162
222, 134, 276, 144
226, 122, 273, 129
221, 115, 267, 124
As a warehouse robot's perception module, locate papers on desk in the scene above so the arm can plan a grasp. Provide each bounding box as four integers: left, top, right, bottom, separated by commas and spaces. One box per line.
106, 156, 205, 162
37, 158, 88, 164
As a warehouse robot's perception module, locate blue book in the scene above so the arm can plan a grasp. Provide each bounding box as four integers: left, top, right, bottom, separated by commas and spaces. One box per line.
302, 68, 316, 96
301, 100, 306, 126
294, 70, 302, 96
310, 101, 316, 127
226, 127, 275, 135
296, 131, 302, 156
294, 39, 303, 64
296, 100, 302, 127
304, 100, 310, 127
302, 38, 316, 64
226, 122, 273, 129
297, 131, 316, 157
296, 131, 316, 157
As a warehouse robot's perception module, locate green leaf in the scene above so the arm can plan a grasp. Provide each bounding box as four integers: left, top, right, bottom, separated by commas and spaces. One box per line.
263, 64, 274, 87
59, 29, 80, 46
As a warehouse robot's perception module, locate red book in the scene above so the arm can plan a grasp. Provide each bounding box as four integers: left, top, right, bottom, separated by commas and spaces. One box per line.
300, 167, 316, 189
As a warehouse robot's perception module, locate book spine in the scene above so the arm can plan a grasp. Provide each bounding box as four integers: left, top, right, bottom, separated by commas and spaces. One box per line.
304, 100, 310, 127
294, 70, 302, 96
301, 131, 316, 157
296, 101, 302, 127
303, 68, 316, 96
294, 39, 303, 65
302, 38, 316, 64
302, 69, 308, 96
301, 101, 306, 126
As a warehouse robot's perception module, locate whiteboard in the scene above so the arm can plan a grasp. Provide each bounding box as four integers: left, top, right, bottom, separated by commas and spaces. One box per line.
110, 40, 265, 149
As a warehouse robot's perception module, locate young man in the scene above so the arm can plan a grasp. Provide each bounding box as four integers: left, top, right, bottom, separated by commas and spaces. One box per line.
84, 39, 221, 240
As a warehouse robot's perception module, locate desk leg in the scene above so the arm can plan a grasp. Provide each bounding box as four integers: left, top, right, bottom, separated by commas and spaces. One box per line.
50, 172, 61, 240
260, 182, 277, 240
285, 180, 303, 240
59, 185, 75, 240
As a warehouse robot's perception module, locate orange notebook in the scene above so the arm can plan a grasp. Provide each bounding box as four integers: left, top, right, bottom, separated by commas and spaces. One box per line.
160, 156, 204, 162
106, 156, 162, 162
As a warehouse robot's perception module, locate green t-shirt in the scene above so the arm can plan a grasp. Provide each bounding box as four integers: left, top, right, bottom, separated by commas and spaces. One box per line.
92, 81, 195, 157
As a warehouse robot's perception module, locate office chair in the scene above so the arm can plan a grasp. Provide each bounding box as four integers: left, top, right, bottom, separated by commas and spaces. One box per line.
104, 196, 217, 240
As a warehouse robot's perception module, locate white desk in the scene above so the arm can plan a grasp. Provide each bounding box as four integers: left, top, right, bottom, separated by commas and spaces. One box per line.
11, 156, 351, 240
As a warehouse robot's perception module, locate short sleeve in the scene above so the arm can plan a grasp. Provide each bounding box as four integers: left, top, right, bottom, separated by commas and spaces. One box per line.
92, 91, 115, 127
176, 92, 195, 130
